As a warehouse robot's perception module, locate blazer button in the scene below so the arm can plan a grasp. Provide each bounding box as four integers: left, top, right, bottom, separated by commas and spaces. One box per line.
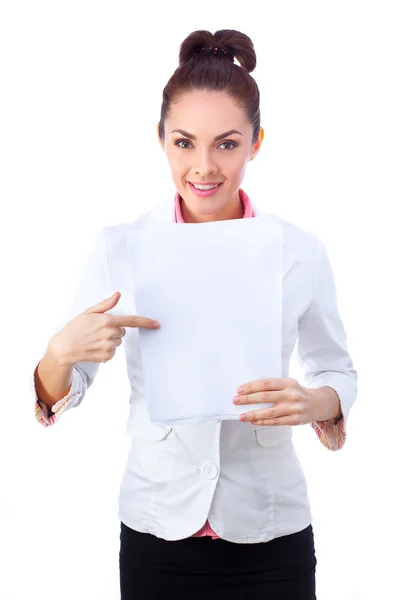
202, 462, 219, 480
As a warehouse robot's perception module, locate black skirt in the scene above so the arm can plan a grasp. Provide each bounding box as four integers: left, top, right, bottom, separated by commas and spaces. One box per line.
119, 522, 317, 599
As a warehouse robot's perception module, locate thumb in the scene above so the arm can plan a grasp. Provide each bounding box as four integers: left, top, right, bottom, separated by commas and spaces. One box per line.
86, 291, 121, 314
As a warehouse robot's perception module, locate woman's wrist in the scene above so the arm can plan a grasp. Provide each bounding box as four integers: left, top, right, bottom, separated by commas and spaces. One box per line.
308, 386, 343, 423
47, 335, 75, 368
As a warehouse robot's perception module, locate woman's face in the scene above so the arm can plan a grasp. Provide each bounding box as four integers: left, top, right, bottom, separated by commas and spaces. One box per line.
159, 90, 263, 222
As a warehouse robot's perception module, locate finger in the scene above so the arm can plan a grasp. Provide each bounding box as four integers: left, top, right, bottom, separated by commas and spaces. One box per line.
110, 327, 126, 339
239, 403, 301, 425
111, 315, 160, 329
250, 415, 303, 427
249, 417, 285, 426
233, 390, 285, 405
236, 378, 294, 395
86, 292, 121, 314
249, 403, 290, 420
114, 327, 126, 338
240, 410, 284, 425
102, 348, 116, 364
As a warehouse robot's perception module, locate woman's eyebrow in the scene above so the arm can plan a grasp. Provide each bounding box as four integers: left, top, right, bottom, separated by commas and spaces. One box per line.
171, 129, 243, 141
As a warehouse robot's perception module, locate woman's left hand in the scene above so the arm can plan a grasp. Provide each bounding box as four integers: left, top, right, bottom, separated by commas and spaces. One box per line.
233, 377, 318, 426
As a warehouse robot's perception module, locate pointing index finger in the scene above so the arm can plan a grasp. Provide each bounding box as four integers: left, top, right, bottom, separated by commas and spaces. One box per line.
110, 314, 160, 329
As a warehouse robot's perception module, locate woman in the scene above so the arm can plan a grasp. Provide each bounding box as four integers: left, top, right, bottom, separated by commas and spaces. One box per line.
33, 29, 357, 599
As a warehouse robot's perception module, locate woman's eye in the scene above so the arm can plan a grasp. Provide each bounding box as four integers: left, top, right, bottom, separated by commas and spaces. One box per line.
219, 141, 236, 150
175, 140, 192, 149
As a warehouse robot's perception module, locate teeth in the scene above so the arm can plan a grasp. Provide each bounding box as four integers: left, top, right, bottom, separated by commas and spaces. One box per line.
192, 183, 219, 190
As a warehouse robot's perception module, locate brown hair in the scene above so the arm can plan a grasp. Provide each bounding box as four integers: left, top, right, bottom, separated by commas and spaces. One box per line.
158, 29, 261, 144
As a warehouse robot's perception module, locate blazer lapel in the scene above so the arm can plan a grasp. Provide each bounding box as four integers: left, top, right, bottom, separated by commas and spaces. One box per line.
252, 201, 296, 279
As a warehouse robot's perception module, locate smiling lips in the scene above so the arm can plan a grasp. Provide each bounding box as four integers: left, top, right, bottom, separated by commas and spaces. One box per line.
188, 181, 223, 197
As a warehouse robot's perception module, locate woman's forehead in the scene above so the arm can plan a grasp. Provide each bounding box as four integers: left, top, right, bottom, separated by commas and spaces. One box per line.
171, 90, 244, 112
166, 91, 250, 133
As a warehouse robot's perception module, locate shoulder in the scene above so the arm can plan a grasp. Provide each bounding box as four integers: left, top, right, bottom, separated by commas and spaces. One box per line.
254, 209, 326, 285
260, 211, 321, 256
100, 195, 175, 252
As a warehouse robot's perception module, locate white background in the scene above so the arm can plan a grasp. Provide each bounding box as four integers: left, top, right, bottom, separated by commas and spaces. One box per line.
0, 1, 399, 598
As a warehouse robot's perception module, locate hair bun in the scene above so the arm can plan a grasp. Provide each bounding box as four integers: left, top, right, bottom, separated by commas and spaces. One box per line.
179, 29, 257, 73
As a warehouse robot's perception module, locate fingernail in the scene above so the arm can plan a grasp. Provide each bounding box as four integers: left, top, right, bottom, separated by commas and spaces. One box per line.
237, 388, 245, 394
152, 321, 160, 328
240, 415, 248, 422
233, 397, 241, 404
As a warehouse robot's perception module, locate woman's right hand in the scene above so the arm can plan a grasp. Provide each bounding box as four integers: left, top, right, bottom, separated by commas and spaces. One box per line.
48, 291, 160, 366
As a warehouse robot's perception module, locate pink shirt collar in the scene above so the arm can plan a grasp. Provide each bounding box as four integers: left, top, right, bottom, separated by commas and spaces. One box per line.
174, 188, 254, 222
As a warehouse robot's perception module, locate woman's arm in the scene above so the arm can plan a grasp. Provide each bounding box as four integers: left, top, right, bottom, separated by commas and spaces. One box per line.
34, 348, 73, 411
33, 228, 112, 427
296, 236, 357, 451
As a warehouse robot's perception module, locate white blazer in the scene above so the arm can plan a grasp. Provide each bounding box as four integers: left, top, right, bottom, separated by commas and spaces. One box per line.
33, 193, 357, 543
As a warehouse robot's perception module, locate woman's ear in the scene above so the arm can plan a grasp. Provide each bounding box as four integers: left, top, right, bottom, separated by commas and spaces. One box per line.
157, 123, 164, 151
250, 127, 264, 161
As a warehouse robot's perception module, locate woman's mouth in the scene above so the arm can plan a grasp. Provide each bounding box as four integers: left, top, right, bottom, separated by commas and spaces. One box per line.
188, 181, 223, 197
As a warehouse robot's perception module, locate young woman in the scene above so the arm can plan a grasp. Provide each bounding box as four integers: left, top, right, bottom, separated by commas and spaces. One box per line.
33, 29, 357, 599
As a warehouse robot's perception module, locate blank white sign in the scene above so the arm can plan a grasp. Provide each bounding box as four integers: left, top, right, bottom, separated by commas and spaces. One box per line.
128, 217, 283, 425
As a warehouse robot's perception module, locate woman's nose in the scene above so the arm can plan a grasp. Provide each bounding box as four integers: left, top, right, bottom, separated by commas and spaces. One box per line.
194, 150, 218, 176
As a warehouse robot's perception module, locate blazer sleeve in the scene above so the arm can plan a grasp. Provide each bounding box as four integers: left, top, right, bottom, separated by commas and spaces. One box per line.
32, 228, 113, 427
296, 235, 358, 451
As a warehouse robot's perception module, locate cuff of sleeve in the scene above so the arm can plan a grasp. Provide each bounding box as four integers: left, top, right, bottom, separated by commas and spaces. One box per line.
307, 374, 356, 451
307, 372, 355, 423
33, 364, 85, 428
311, 418, 346, 451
